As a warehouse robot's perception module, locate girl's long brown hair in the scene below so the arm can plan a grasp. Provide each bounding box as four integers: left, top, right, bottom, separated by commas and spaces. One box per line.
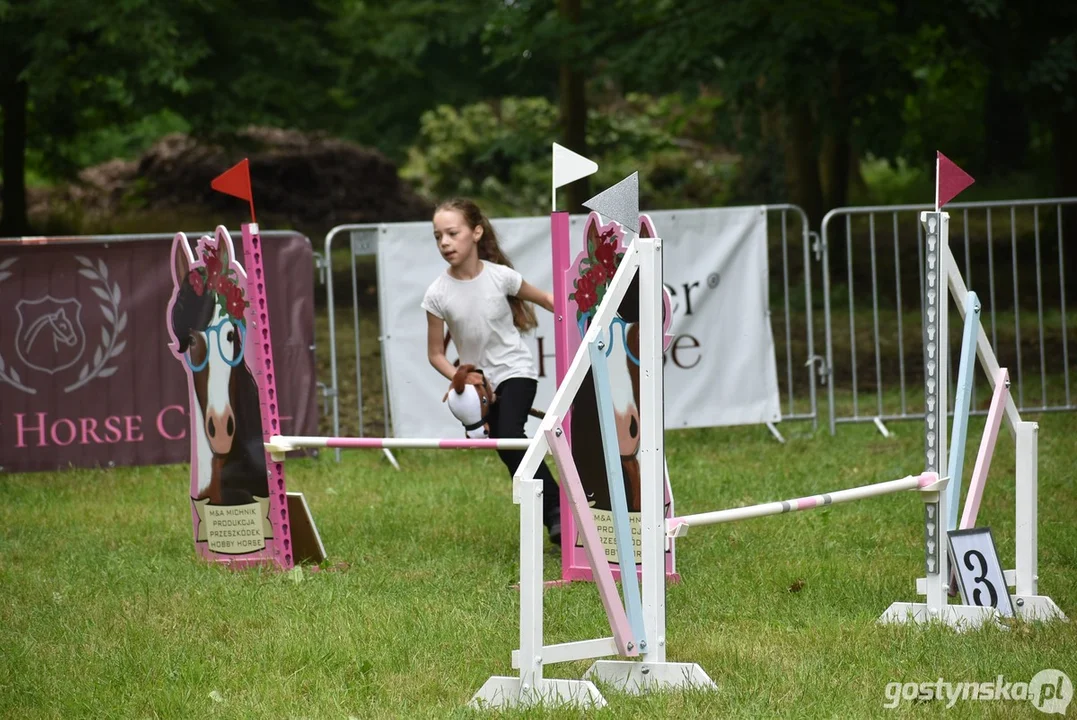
436, 198, 538, 332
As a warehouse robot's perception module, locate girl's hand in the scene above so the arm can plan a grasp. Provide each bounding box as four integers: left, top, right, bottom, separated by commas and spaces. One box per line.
444, 371, 485, 395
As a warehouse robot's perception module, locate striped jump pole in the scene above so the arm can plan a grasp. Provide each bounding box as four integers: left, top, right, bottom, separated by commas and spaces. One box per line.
266, 434, 531, 460
667, 472, 942, 537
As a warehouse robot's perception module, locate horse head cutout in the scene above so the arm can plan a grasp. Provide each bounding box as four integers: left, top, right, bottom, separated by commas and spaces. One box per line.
167, 226, 267, 507
443, 364, 497, 438
568, 212, 674, 513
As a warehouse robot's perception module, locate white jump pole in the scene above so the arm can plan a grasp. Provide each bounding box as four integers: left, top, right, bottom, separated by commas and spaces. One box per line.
667, 473, 939, 537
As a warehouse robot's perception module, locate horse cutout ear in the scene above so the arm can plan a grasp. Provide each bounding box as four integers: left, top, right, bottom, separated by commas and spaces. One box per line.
584, 212, 602, 251
637, 214, 674, 345
638, 214, 657, 239
173, 232, 194, 284
214, 225, 233, 268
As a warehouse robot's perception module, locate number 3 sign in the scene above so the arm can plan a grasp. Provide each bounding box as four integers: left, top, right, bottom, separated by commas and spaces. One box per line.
947, 528, 1015, 616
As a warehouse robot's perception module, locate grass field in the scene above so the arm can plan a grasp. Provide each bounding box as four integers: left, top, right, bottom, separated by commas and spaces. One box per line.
3, 409, 1075, 718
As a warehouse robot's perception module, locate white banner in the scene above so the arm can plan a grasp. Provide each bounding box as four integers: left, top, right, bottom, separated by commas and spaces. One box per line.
375, 206, 781, 439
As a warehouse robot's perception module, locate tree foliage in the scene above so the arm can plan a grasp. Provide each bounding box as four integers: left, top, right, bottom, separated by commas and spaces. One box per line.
402, 93, 737, 216
2, 0, 1074, 235
0, 0, 357, 233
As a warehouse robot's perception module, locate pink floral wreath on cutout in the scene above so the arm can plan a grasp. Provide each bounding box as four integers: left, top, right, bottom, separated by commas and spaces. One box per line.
186, 244, 248, 325
568, 214, 674, 349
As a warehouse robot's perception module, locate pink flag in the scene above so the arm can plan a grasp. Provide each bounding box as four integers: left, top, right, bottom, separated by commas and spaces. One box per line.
936, 151, 975, 209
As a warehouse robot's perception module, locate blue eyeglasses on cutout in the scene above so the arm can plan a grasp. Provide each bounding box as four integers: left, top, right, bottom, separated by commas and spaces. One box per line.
185, 318, 246, 372
577, 315, 640, 366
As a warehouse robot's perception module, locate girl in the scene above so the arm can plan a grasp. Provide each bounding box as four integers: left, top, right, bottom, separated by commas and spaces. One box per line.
422, 198, 562, 547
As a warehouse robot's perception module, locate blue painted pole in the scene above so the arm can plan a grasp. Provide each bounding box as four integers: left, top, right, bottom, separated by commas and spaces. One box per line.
946, 291, 981, 529
588, 335, 647, 649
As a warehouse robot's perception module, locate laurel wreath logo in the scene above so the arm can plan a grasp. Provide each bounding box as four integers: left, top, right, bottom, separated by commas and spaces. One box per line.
64, 256, 128, 393
0, 257, 36, 394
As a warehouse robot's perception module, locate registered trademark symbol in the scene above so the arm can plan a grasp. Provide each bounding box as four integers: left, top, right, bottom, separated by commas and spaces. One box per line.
707, 273, 720, 289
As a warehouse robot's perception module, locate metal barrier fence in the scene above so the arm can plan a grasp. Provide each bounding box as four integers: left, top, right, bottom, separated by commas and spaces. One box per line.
321, 205, 821, 457
762, 204, 820, 431
322, 223, 386, 462
821, 198, 1075, 435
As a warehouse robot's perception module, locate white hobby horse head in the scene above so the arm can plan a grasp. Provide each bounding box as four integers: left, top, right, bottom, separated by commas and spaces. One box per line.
443, 364, 497, 439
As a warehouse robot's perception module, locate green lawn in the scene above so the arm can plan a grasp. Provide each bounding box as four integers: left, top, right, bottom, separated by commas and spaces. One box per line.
2, 411, 1075, 719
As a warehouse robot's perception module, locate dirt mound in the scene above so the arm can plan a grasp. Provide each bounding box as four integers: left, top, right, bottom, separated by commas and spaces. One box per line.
40, 127, 434, 235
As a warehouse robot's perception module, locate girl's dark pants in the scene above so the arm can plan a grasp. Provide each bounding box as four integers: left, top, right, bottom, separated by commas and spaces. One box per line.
489, 377, 561, 535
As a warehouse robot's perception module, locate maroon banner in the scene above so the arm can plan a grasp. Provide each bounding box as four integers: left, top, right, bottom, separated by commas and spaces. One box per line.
0, 231, 316, 474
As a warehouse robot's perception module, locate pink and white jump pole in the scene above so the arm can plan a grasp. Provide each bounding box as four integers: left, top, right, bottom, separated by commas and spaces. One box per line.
667, 472, 941, 537
265, 434, 530, 459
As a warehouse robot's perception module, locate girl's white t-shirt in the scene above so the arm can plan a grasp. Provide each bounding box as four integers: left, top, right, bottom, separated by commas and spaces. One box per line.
421, 261, 537, 389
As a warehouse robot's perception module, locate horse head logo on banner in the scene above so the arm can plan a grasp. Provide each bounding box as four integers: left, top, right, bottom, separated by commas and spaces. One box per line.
14, 296, 86, 374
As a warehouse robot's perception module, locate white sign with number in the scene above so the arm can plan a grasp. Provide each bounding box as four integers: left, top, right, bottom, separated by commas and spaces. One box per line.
947, 527, 1014, 616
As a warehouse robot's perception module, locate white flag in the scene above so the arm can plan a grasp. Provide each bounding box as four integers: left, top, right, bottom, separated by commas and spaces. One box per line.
552, 143, 599, 189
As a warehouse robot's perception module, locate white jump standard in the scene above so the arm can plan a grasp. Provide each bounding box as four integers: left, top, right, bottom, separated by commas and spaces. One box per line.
472, 192, 714, 709
878, 209, 1066, 626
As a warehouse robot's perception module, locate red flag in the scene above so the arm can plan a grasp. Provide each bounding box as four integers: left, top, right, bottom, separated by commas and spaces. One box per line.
211, 158, 256, 223
936, 151, 975, 210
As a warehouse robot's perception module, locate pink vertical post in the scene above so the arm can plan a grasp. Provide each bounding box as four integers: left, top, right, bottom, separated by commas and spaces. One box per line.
959, 368, 1009, 529
550, 212, 576, 569
242, 223, 294, 570
552, 212, 572, 387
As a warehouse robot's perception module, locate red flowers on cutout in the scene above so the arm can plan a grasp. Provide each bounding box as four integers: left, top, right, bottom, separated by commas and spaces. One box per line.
227, 298, 245, 321
587, 263, 608, 286
575, 274, 598, 314
204, 249, 222, 283
188, 270, 205, 296
225, 283, 245, 319
572, 222, 624, 322
594, 240, 618, 276
187, 244, 248, 324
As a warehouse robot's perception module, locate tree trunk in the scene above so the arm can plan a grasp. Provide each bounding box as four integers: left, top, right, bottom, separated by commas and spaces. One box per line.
1051, 106, 1077, 284
0, 74, 30, 236
820, 132, 851, 213
557, 0, 589, 212
983, 66, 1029, 175
847, 145, 866, 199
820, 55, 851, 212
782, 102, 824, 228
